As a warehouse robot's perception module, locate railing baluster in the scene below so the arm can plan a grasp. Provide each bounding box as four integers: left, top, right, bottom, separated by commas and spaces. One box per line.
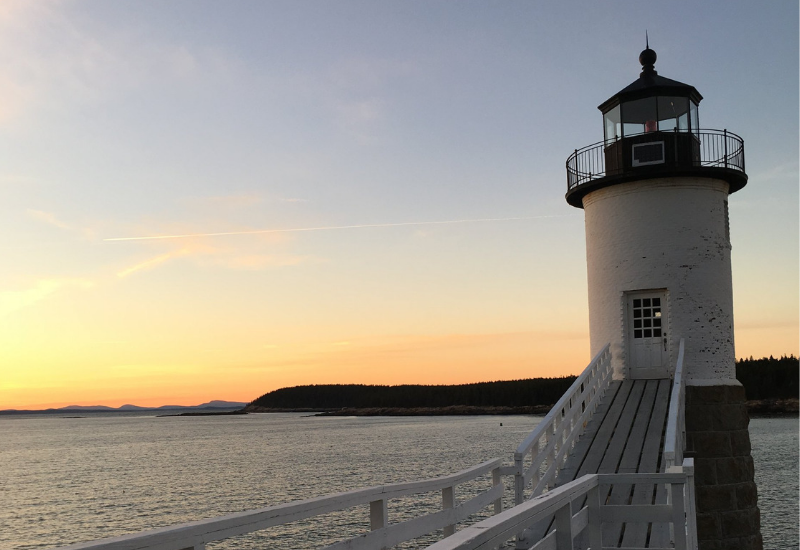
554, 500, 574, 550
514, 454, 525, 505
370, 498, 388, 531
723, 129, 728, 169
547, 420, 557, 489
492, 467, 502, 515
587, 485, 603, 550
684, 458, 698, 550
442, 486, 456, 536
670, 477, 688, 550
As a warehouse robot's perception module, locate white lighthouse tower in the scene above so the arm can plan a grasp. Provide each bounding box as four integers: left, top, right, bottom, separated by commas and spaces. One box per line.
566, 46, 762, 549
567, 45, 747, 383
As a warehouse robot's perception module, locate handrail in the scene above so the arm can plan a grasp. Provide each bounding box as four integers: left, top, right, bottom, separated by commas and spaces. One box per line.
53, 459, 504, 550
512, 344, 612, 504
425, 459, 698, 550
664, 338, 686, 470
566, 128, 746, 191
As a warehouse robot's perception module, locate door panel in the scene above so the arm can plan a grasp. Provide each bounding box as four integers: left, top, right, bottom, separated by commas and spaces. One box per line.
627, 291, 669, 379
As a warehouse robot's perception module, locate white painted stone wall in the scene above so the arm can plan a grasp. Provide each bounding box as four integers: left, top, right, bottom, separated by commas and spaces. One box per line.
582, 177, 737, 385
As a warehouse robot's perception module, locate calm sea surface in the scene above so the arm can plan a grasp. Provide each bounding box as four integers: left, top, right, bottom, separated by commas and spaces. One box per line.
1, 413, 796, 549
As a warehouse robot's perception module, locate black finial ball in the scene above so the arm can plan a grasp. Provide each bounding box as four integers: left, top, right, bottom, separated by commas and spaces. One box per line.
639, 47, 657, 68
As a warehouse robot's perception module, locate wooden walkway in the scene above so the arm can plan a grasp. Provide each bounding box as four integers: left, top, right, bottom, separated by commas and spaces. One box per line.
528, 379, 673, 548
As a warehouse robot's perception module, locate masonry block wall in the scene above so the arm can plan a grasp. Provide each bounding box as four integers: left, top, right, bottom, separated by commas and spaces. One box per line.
686, 384, 762, 550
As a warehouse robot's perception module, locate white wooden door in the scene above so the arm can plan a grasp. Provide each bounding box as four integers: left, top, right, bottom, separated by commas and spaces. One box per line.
627, 291, 669, 379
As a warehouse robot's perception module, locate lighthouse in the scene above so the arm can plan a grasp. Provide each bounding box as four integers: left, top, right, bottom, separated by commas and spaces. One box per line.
565, 46, 762, 549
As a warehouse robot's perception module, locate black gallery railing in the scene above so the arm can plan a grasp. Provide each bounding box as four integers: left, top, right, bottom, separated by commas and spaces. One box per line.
566, 129, 745, 191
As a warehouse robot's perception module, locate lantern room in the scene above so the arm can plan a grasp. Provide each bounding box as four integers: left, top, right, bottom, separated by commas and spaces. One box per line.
565, 46, 747, 208
599, 46, 701, 143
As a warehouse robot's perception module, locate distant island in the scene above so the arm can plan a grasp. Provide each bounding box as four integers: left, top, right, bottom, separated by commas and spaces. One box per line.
244, 355, 799, 416
245, 377, 578, 415
0, 400, 247, 415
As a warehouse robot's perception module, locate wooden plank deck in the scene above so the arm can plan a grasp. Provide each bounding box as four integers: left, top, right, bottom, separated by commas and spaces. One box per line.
527, 378, 672, 548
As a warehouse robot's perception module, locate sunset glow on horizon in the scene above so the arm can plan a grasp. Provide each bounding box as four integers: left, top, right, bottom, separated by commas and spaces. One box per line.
1, 2, 797, 410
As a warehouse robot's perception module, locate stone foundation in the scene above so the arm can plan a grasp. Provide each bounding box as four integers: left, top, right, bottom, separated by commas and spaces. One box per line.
685, 384, 762, 550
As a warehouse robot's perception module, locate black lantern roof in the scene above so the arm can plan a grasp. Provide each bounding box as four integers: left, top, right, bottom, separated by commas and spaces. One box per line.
564, 45, 747, 209
598, 46, 702, 114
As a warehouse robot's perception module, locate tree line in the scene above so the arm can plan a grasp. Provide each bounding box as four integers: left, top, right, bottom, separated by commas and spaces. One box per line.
250, 377, 577, 409
249, 355, 798, 409
736, 354, 798, 400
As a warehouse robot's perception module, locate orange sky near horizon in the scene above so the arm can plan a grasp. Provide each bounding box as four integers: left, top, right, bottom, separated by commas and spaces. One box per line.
4, 330, 594, 409
3, 316, 797, 410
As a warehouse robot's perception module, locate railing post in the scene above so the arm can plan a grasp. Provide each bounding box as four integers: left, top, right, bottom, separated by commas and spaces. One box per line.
554, 500, 574, 550
514, 454, 525, 505
587, 485, 603, 550
492, 467, 503, 515
370, 498, 388, 531
514, 453, 528, 548
680, 385, 686, 464
547, 420, 557, 489
573, 149, 579, 186
442, 485, 456, 536
740, 133, 745, 172
667, 466, 688, 550
723, 129, 728, 169
683, 459, 699, 550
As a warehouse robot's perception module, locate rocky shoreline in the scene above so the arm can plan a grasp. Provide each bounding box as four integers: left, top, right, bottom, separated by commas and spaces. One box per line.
244, 404, 567, 416
242, 399, 798, 417
745, 398, 798, 415
314, 405, 553, 416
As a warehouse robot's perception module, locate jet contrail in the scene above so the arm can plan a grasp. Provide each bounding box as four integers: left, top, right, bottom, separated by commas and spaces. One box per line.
104, 215, 565, 242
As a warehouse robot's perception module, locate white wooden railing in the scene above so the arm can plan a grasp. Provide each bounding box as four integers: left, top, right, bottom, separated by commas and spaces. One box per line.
511, 344, 612, 505
662, 338, 697, 550
663, 338, 686, 470
425, 459, 698, 550
54, 459, 503, 550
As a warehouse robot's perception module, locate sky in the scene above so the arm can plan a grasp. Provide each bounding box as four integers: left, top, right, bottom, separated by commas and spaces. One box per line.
1, 1, 797, 409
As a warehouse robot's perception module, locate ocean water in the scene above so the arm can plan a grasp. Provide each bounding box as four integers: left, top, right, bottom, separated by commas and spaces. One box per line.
1, 413, 796, 549
749, 416, 799, 549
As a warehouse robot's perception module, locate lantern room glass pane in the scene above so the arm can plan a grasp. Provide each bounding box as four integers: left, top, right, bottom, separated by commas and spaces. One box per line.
679, 111, 688, 131
621, 97, 657, 136
658, 96, 689, 132
604, 105, 621, 143
690, 101, 699, 135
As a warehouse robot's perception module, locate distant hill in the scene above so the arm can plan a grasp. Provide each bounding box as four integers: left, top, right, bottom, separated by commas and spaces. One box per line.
246, 355, 799, 414
59, 405, 117, 411
1, 400, 248, 414
247, 377, 577, 411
